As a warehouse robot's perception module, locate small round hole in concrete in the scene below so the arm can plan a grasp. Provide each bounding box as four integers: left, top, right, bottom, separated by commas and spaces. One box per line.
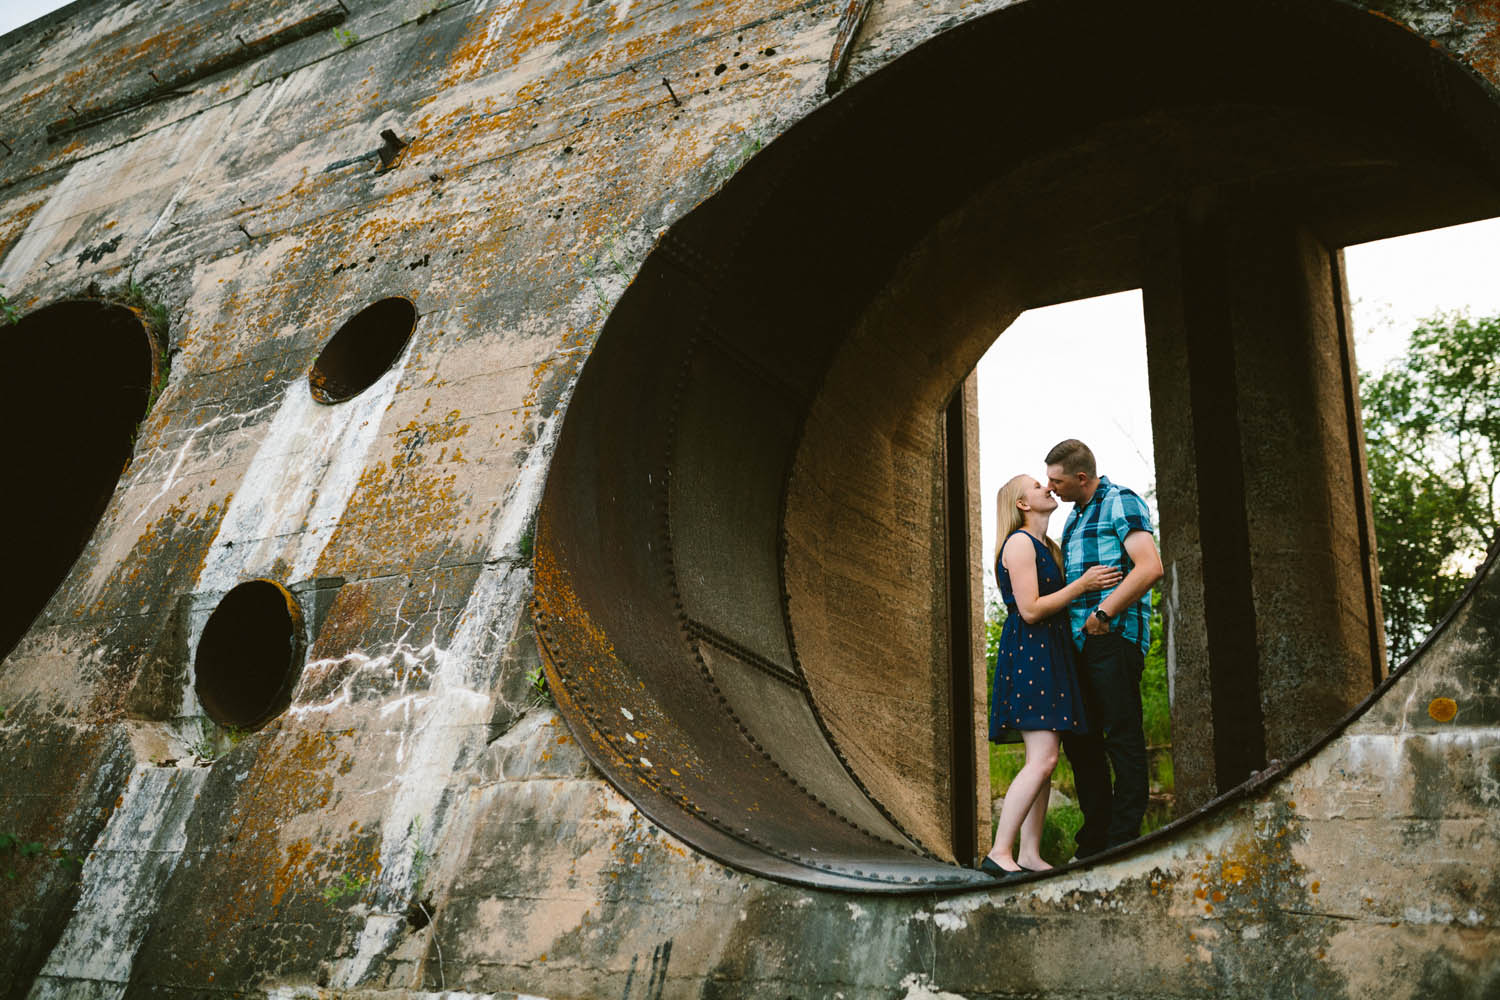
194, 580, 306, 730
309, 296, 417, 404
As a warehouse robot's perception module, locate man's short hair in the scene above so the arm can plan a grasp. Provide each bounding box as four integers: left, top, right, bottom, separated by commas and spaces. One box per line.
1045, 438, 1096, 478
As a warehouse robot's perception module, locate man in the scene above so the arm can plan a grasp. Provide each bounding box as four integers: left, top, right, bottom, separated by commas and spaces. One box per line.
1045, 438, 1163, 858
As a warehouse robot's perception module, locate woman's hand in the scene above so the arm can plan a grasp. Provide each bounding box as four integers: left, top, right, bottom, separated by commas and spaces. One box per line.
1078, 564, 1123, 592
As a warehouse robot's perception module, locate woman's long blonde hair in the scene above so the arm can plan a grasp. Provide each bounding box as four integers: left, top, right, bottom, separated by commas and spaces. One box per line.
993, 474, 1064, 571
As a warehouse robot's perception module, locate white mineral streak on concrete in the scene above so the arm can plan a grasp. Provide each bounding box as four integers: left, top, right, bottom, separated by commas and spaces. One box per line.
132, 401, 278, 526
28, 766, 209, 1000
195, 343, 411, 594
480, 0, 525, 51
897, 973, 967, 1000
269, 991, 516, 1000
1401, 901, 1481, 926
252, 76, 293, 131
287, 642, 440, 727
1340, 731, 1404, 778
136, 101, 242, 256
335, 415, 561, 988
0, 149, 115, 287
1028, 832, 1215, 904
930, 904, 968, 932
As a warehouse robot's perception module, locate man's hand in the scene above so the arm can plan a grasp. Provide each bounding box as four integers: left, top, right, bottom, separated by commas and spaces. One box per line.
1083, 612, 1110, 636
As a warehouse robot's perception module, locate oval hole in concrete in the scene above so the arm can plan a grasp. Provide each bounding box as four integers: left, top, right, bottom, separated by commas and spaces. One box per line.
194, 580, 306, 730
308, 296, 416, 404
0, 300, 157, 662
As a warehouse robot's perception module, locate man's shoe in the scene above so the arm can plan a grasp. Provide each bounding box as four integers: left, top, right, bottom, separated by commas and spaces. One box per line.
1070, 844, 1104, 862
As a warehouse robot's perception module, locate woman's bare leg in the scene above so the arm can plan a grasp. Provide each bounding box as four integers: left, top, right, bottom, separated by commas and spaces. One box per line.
1017, 737, 1056, 870
986, 730, 1060, 870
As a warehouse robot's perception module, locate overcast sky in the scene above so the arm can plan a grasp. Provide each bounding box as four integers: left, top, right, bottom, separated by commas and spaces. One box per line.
0, 0, 70, 37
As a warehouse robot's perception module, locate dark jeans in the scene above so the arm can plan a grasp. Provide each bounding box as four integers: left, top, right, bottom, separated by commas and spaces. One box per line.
1061, 631, 1148, 856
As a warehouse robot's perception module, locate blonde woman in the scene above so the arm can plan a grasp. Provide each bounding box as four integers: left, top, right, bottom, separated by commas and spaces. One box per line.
982, 475, 1121, 879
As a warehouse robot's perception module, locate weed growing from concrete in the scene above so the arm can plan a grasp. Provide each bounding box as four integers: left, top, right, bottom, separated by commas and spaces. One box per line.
321, 871, 368, 907
714, 124, 771, 186
0, 831, 84, 880
189, 719, 247, 764
581, 229, 636, 320
408, 816, 431, 896
332, 27, 359, 48
111, 281, 169, 335
0, 286, 19, 324
103, 281, 173, 449
526, 667, 551, 707
405, 817, 445, 989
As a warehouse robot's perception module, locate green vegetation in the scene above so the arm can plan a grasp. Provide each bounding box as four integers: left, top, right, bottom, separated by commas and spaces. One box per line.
582, 232, 632, 318
109, 280, 169, 337
189, 718, 247, 763
405, 816, 445, 989
715, 125, 771, 185
332, 27, 359, 48
1360, 311, 1500, 660
321, 871, 368, 907
105, 281, 173, 426
525, 666, 550, 707
985, 595, 1174, 865
0, 285, 19, 325
408, 816, 431, 896
1, 831, 84, 880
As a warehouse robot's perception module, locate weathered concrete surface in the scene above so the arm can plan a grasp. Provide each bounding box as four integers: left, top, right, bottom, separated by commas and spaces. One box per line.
0, 0, 1498, 996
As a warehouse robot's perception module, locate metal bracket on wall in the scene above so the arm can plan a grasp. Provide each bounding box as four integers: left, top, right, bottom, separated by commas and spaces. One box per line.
826, 0, 878, 94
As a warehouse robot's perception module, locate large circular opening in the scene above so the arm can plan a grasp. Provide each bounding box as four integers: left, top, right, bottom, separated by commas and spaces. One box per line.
308, 296, 417, 404
533, 0, 1500, 890
1, 299, 158, 662
194, 580, 306, 730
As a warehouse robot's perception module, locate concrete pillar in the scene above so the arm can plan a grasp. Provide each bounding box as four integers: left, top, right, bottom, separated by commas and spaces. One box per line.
1144, 205, 1386, 811
946, 371, 990, 865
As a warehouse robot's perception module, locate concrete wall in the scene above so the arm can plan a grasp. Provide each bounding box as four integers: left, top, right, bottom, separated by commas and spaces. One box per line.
0, 0, 1498, 996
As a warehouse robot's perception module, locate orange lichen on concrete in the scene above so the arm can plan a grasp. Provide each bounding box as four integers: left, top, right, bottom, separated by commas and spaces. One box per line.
1184, 803, 1312, 926
1428, 697, 1458, 722
313, 419, 470, 577
531, 529, 615, 663
80, 496, 229, 623
1455, 1, 1500, 80
0, 198, 45, 263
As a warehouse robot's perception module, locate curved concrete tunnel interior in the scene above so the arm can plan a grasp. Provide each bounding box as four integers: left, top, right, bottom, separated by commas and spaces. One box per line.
532, 0, 1500, 890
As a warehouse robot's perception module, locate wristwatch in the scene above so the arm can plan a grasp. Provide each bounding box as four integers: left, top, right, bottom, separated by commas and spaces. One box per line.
1093, 608, 1112, 625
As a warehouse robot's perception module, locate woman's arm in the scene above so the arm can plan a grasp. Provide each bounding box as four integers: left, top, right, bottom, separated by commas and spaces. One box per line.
1003, 533, 1122, 624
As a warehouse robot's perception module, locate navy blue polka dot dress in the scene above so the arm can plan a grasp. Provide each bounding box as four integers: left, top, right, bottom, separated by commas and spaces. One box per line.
989, 530, 1090, 744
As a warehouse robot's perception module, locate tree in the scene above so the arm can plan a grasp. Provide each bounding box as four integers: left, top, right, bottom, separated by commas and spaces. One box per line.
1360, 311, 1500, 661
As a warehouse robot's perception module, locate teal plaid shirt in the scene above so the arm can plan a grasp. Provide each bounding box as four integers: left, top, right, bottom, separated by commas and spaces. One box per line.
1061, 476, 1154, 655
